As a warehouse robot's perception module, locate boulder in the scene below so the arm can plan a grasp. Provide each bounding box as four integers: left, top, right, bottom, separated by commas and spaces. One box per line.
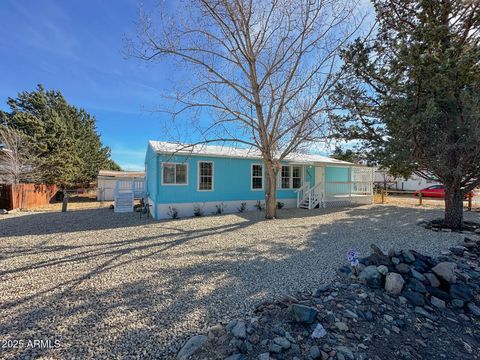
427, 286, 450, 301
424, 273, 440, 288
377, 265, 389, 275
412, 259, 430, 273
432, 262, 457, 283
405, 278, 426, 293
395, 263, 410, 274
338, 265, 353, 278
467, 303, 480, 317
449, 284, 473, 301
452, 299, 465, 309
231, 321, 247, 339
385, 272, 405, 295
336, 346, 355, 360
273, 337, 291, 350
289, 304, 318, 324
402, 289, 425, 307
358, 266, 382, 289
311, 323, 327, 339
430, 296, 446, 309
402, 250, 416, 263
410, 269, 426, 282
177, 335, 207, 359
309, 346, 321, 359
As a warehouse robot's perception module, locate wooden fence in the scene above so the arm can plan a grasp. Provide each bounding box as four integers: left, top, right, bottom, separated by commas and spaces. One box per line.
0, 184, 59, 210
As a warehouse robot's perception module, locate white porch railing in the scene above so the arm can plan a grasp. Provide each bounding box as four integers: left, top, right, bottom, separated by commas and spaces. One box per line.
295, 183, 310, 207
325, 181, 373, 196
295, 182, 324, 209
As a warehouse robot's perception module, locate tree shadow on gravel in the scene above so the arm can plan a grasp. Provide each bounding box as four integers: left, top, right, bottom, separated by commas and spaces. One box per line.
1, 204, 478, 359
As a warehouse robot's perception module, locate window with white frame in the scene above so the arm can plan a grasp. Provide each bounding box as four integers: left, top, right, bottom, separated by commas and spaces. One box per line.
198, 161, 213, 190
280, 165, 303, 189
162, 163, 188, 185
251, 164, 263, 190
281, 166, 291, 189
292, 166, 302, 189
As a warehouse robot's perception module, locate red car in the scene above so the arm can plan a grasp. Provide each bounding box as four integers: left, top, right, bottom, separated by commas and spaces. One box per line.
413, 185, 475, 199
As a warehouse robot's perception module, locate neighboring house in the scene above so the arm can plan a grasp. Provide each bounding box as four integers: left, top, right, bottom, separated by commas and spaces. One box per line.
145, 141, 374, 219
374, 170, 440, 191
97, 170, 145, 201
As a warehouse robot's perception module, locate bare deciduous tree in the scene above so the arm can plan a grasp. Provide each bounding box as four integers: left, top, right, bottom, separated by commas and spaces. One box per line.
129, 0, 366, 218
0, 126, 37, 184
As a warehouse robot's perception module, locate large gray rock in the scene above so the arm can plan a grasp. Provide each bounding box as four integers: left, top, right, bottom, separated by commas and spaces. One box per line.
177, 335, 207, 359
289, 304, 318, 324
231, 320, 247, 339
450, 284, 473, 301
424, 273, 440, 287
377, 265, 388, 275
309, 346, 321, 359
430, 296, 446, 309
411, 268, 426, 282
336, 346, 355, 360
467, 302, 480, 316
273, 337, 291, 350
395, 263, 410, 274
432, 262, 457, 283
358, 265, 382, 289
385, 272, 405, 295
402, 250, 416, 263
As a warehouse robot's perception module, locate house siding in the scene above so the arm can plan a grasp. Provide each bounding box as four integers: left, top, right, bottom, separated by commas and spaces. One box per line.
155, 154, 313, 204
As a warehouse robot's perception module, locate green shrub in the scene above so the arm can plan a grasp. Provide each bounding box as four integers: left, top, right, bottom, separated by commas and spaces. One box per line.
193, 205, 204, 217
237, 202, 247, 212
214, 203, 226, 214
168, 206, 179, 219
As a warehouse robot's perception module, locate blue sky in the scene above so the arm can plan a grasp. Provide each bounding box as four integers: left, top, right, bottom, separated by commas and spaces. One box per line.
0, 0, 176, 170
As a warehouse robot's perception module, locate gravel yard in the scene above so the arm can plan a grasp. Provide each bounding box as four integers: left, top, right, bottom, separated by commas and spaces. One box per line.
1, 204, 478, 359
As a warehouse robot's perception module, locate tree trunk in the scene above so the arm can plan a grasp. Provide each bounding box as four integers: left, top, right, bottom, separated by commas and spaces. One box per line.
444, 183, 464, 230
265, 163, 277, 219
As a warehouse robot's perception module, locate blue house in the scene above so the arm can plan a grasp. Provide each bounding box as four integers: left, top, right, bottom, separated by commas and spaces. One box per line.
145, 141, 374, 219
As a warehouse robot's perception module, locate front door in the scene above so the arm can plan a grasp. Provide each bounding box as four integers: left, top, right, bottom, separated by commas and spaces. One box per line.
315, 166, 324, 186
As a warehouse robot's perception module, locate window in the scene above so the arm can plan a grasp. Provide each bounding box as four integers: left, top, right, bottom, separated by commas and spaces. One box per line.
251, 164, 263, 190
292, 166, 302, 189
162, 163, 188, 185
198, 161, 214, 191
281, 166, 291, 189
279, 165, 303, 189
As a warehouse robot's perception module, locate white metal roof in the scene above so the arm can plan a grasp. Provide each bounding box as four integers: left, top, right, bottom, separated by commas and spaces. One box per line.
149, 141, 354, 166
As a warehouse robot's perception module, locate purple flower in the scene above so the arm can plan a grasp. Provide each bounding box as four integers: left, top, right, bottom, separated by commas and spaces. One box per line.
346, 248, 359, 267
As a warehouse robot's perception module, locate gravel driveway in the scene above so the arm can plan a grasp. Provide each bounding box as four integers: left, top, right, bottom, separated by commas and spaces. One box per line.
1, 204, 478, 359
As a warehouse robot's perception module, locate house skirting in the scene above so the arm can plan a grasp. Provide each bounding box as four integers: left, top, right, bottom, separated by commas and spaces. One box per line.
324, 195, 373, 207
153, 198, 297, 219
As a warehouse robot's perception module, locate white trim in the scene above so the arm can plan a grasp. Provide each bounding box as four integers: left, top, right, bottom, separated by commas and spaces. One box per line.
278, 165, 304, 190
161, 162, 189, 186
251, 163, 264, 191
197, 160, 214, 191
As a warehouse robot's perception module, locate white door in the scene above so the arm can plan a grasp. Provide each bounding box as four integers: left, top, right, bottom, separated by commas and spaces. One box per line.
315, 167, 324, 186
